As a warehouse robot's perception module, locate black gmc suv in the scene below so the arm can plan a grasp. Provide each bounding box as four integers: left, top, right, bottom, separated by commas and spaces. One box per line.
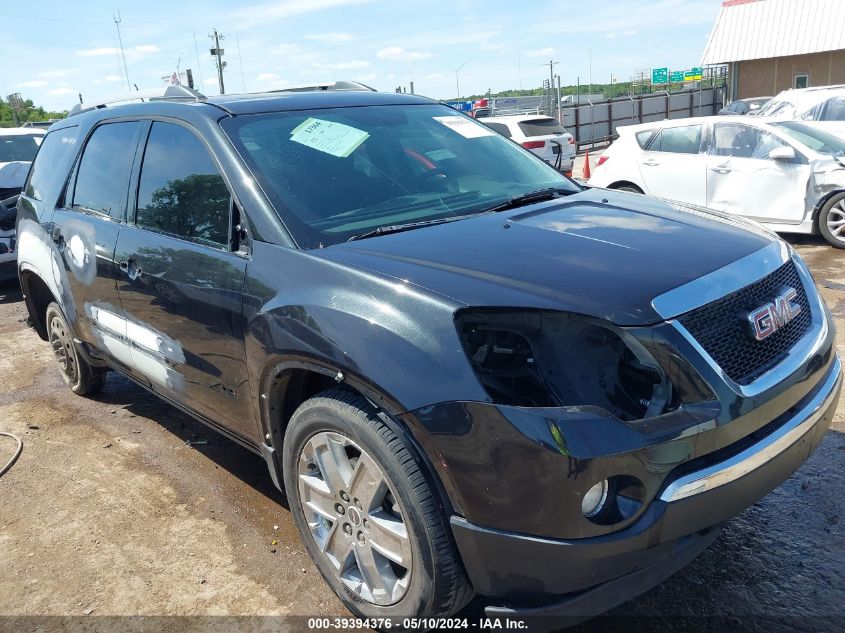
16, 87, 841, 624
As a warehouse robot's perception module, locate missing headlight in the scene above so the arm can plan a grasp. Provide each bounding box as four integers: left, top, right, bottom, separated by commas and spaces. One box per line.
456, 310, 676, 420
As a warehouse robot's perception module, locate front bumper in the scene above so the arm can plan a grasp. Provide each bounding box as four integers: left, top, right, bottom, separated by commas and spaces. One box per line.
450, 355, 841, 615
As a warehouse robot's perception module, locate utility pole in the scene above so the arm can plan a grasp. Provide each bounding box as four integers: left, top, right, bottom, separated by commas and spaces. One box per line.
556, 75, 562, 123
113, 11, 131, 92
543, 59, 558, 118
210, 29, 226, 94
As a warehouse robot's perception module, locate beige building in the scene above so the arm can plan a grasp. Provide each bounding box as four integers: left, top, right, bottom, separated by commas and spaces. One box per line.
701, 0, 845, 100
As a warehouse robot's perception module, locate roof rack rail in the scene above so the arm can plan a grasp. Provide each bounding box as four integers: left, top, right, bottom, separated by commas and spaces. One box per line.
269, 80, 376, 93
68, 85, 206, 117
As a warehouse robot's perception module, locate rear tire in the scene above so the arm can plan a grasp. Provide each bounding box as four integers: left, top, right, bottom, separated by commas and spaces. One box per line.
282, 388, 472, 620
818, 193, 845, 249
45, 302, 104, 396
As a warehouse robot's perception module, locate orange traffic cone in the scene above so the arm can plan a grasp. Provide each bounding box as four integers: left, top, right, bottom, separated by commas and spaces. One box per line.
582, 151, 591, 180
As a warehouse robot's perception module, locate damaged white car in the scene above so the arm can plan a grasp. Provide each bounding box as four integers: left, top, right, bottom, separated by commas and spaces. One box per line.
588, 117, 845, 247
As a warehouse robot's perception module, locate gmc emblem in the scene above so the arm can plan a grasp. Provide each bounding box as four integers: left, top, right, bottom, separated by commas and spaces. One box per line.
747, 288, 802, 341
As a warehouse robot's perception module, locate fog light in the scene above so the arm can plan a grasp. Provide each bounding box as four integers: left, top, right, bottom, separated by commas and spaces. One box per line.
582, 480, 609, 518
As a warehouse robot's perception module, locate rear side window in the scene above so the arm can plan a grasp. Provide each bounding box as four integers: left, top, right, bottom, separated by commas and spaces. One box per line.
517, 118, 565, 137
650, 125, 702, 154
484, 122, 512, 138
820, 98, 845, 121
135, 122, 230, 249
25, 127, 78, 201
72, 122, 140, 218
0, 134, 41, 163
635, 130, 655, 149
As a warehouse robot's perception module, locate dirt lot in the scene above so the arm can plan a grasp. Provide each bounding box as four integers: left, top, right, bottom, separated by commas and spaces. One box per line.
1, 235, 844, 633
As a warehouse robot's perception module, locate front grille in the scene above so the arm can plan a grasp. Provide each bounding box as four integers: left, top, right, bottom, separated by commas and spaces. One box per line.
678, 260, 813, 385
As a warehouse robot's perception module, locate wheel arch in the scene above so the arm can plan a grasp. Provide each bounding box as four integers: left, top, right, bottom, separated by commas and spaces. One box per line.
813, 188, 845, 222
607, 180, 644, 193
19, 268, 58, 341
257, 356, 460, 516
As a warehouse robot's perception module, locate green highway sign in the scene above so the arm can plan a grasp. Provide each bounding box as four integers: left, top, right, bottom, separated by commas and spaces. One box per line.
684, 67, 703, 81
669, 70, 685, 82
651, 67, 668, 84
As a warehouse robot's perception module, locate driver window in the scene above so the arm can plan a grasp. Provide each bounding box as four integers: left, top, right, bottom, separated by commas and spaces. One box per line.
711, 123, 788, 160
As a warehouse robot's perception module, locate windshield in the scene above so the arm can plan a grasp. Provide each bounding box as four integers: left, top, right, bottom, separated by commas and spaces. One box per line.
221, 104, 577, 248
756, 99, 795, 118
771, 121, 845, 156
0, 134, 42, 163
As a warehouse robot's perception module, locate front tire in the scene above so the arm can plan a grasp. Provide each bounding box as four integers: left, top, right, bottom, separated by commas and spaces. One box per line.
282, 389, 472, 620
818, 192, 845, 249
45, 302, 104, 396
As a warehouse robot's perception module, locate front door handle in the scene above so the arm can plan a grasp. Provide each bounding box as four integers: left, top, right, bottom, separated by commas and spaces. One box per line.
119, 257, 143, 280
641, 159, 660, 167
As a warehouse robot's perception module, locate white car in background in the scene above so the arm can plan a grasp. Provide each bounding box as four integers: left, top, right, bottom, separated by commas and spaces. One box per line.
755, 85, 845, 138
481, 115, 576, 173
0, 127, 45, 281
588, 116, 845, 247
0, 127, 45, 199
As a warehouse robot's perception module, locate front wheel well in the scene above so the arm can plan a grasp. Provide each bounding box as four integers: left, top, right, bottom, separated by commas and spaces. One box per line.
608, 181, 644, 193
20, 271, 56, 340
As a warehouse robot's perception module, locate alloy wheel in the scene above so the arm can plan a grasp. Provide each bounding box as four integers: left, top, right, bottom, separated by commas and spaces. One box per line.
297, 431, 412, 606
826, 199, 845, 241
48, 314, 78, 384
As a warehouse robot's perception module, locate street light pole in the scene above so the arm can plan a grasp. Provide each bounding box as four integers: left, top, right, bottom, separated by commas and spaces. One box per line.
444, 60, 470, 100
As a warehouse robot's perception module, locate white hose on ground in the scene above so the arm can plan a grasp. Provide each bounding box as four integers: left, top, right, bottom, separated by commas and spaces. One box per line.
0, 432, 22, 477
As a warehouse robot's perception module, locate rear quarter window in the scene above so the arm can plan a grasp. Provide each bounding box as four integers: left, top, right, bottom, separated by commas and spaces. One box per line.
635, 130, 655, 149
25, 127, 78, 202
483, 122, 512, 138
517, 118, 565, 137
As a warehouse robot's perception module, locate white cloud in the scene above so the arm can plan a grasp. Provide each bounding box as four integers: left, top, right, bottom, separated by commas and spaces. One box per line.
313, 60, 370, 70
257, 72, 280, 81
425, 72, 444, 79
76, 44, 159, 57
17, 80, 47, 88
231, 0, 374, 29
355, 73, 377, 81
269, 43, 302, 56
523, 47, 555, 58
76, 46, 120, 57
304, 32, 353, 43
377, 47, 434, 61
47, 87, 76, 96
39, 69, 75, 78
93, 74, 124, 85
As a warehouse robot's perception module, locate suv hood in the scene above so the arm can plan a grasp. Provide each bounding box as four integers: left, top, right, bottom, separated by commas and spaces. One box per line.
319, 188, 775, 326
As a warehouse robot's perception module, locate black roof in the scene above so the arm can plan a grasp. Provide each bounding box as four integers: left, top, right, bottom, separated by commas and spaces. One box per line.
206, 90, 434, 115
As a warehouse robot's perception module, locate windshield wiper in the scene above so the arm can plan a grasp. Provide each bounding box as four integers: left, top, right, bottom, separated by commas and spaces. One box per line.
347, 215, 474, 242
479, 187, 575, 214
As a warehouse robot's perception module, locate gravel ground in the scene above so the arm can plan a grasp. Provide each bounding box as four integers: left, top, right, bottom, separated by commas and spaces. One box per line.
0, 234, 843, 633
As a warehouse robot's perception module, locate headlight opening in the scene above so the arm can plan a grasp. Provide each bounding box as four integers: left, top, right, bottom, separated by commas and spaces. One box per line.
456, 310, 675, 420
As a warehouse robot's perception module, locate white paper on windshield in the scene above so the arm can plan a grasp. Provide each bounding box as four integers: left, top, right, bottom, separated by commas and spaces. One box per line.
290, 117, 369, 158
433, 116, 495, 139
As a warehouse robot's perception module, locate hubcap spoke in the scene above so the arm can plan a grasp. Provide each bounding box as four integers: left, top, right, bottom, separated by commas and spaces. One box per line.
348, 452, 386, 511
300, 473, 338, 521
313, 434, 352, 495
353, 543, 388, 596
367, 510, 412, 567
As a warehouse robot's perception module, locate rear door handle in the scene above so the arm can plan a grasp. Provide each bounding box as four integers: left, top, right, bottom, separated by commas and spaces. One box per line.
709, 165, 732, 174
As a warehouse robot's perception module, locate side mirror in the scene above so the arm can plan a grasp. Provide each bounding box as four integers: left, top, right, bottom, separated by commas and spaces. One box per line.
768, 146, 796, 161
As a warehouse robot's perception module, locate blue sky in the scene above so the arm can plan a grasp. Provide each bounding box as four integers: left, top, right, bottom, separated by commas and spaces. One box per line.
2, 0, 722, 111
